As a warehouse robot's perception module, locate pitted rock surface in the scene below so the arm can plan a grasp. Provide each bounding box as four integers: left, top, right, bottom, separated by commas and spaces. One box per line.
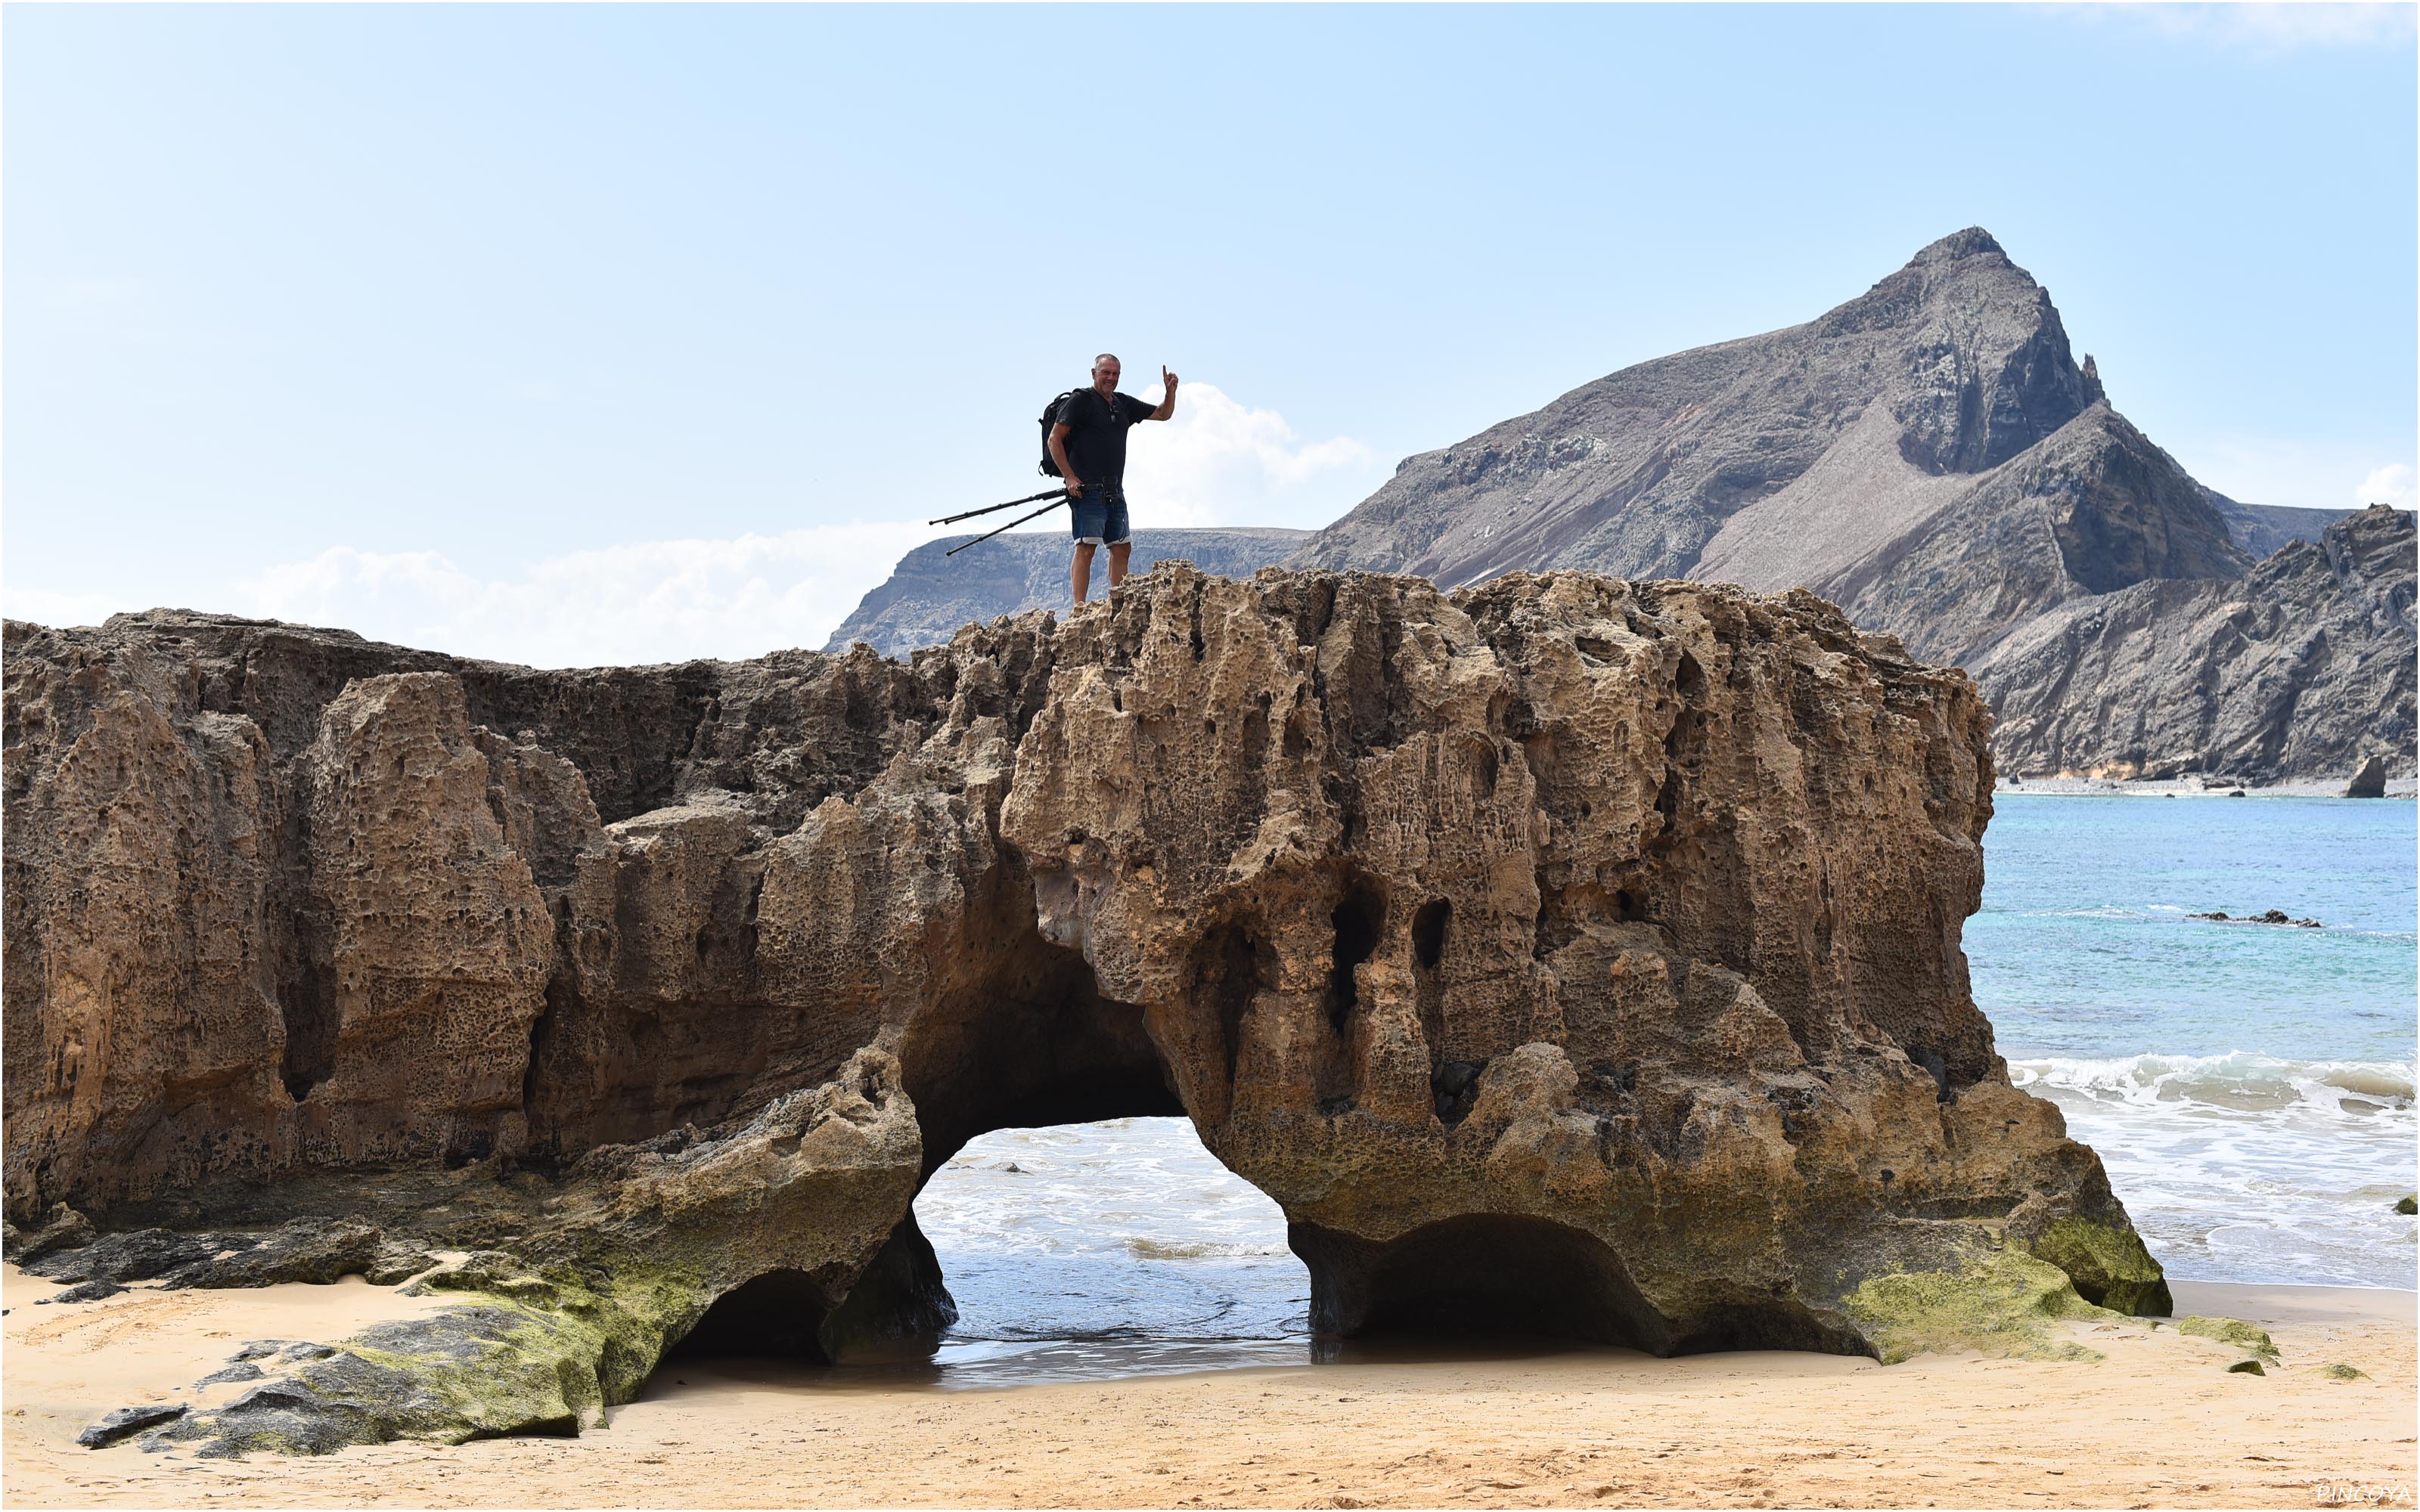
6, 565, 2166, 1452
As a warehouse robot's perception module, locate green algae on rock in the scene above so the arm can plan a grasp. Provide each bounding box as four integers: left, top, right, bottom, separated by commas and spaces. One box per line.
2021, 1215, 2173, 1315
2176, 1315, 2280, 1359
1843, 1249, 2117, 1365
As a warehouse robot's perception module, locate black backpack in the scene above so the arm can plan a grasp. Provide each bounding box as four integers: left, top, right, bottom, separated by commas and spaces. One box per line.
1038, 390, 1077, 476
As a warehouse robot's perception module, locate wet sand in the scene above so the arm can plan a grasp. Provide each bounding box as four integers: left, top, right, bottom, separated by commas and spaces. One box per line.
6, 1265, 2413, 1508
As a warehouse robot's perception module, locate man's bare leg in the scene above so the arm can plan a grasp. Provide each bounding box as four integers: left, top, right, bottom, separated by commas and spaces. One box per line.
1107, 541, 1132, 590
1072, 542, 1097, 605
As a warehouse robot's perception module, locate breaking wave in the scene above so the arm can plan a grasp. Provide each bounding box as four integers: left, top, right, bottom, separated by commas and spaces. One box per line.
2009, 1051, 2417, 1290
2009, 1051, 2415, 1111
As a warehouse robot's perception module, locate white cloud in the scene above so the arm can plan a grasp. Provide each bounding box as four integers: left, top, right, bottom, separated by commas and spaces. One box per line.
1112, 380, 1382, 530
233, 522, 931, 669
12, 383, 1376, 667
2051, 2, 2418, 51
2356, 463, 2415, 510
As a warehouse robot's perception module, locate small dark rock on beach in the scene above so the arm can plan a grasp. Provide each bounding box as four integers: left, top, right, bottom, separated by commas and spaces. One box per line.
36, 1278, 129, 1305
78, 1403, 187, 1450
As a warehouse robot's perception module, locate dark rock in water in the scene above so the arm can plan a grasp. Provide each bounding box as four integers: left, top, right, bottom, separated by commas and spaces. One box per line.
3, 574, 2167, 1452
2395, 1195, 2416, 1216
2346, 755, 2389, 798
2190, 909, 2318, 928
78, 1403, 186, 1449
36, 1278, 127, 1305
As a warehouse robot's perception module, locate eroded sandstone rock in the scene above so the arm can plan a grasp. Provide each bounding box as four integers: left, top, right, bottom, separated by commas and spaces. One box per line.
4, 567, 2167, 1454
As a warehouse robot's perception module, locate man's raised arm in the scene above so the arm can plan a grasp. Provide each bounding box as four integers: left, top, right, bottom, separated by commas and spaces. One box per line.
1150, 367, 1179, 421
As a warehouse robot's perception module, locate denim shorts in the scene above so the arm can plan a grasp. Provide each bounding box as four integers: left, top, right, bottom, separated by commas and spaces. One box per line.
1069, 488, 1131, 547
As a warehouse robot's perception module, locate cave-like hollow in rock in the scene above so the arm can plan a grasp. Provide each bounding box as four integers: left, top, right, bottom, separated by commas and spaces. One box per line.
658, 897, 1801, 1381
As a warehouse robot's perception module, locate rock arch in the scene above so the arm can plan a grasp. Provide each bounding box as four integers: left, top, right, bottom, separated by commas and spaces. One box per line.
2, 568, 2169, 1455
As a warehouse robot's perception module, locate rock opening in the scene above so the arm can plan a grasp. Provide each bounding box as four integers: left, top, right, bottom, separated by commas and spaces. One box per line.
1292, 1214, 1660, 1348
897, 884, 1182, 1176
666, 1215, 957, 1369
667, 1267, 836, 1362
1326, 883, 1386, 1033
1410, 899, 1449, 971
1203, 922, 1267, 1102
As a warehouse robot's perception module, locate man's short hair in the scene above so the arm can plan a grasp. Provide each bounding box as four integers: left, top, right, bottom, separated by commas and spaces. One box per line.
1093, 353, 1120, 370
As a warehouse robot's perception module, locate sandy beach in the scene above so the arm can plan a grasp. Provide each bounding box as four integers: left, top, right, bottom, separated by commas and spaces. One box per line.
6, 1266, 2412, 1509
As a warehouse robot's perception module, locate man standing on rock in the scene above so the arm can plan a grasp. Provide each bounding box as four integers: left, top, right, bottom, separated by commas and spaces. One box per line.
1048, 354, 1177, 604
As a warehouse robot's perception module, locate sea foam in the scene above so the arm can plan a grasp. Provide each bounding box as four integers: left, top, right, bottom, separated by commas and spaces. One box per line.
2010, 1051, 2416, 1289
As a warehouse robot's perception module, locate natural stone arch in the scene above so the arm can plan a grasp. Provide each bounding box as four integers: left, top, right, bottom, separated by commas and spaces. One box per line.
2, 567, 2170, 1457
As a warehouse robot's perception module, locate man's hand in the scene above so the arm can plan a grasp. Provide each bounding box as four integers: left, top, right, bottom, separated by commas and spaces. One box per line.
1162, 366, 1179, 393
1066, 478, 1084, 500
1152, 367, 1179, 422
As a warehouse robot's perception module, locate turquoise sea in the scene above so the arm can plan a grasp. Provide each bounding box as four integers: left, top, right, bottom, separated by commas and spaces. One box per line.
901, 796, 2418, 1386
1974, 794, 2415, 1292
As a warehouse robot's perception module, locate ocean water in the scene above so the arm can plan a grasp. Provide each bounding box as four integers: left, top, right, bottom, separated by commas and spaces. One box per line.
908, 1121, 1311, 1387
901, 796, 2415, 1386
1973, 794, 2416, 1290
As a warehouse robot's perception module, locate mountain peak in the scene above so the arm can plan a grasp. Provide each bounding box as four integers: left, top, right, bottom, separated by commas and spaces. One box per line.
1911, 226, 2007, 263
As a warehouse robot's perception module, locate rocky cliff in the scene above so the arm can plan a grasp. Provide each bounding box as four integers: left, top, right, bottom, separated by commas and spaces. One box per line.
1983, 503, 2417, 779
825, 527, 1311, 658
4, 570, 2167, 1455
1286, 229, 2409, 785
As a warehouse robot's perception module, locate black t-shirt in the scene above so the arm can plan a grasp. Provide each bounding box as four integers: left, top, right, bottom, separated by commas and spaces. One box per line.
1054, 389, 1154, 491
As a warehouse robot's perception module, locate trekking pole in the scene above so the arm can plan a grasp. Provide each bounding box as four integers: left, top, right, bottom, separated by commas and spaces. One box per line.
945, 495, 1070, 556
928, 486, 1069, 527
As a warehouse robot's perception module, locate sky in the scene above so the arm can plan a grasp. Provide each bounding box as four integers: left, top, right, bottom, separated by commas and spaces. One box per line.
7, 2, 2415, 668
